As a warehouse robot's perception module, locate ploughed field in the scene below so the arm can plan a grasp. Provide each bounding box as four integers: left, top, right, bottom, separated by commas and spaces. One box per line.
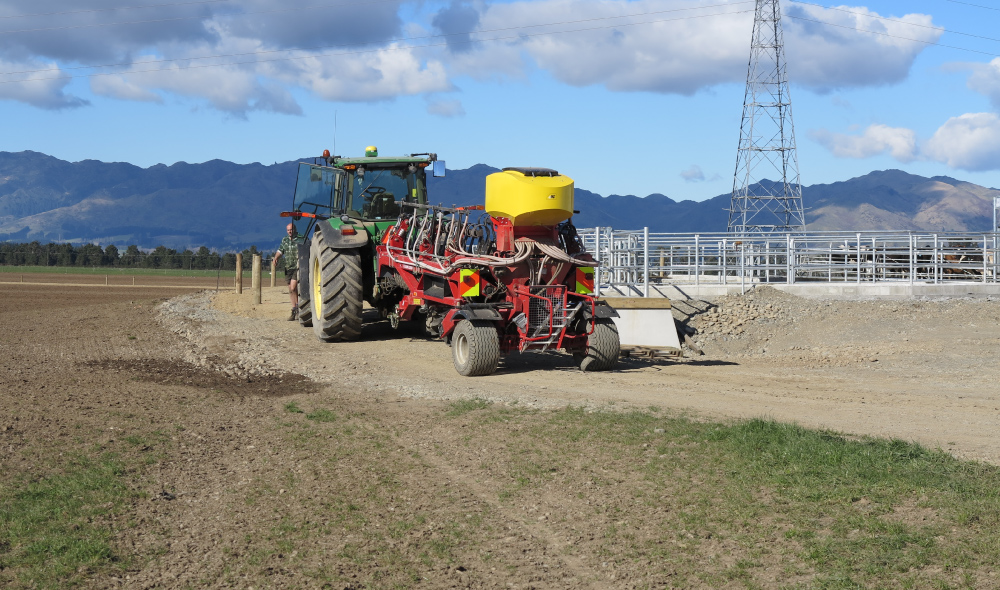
2, 277, 1000, 589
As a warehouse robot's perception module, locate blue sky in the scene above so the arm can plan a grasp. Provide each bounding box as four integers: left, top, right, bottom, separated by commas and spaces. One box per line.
2, 0, 999, 201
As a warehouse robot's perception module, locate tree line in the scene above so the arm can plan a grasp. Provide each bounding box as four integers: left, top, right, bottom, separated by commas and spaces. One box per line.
0, 242, 271, 271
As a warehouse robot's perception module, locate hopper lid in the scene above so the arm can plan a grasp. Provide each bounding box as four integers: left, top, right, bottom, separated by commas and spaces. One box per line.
501, 167, 559, 177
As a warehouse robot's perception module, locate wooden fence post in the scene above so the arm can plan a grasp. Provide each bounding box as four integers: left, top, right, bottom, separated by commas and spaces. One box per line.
270, 257, 277, 288
235, 253, 243, 294
252, 254, 262, 305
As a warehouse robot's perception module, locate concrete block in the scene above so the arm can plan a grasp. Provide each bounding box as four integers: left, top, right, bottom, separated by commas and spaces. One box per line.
609, 307, 681, 349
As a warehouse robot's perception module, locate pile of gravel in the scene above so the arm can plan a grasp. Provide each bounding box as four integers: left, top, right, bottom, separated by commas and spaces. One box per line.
689, 287, 798, 340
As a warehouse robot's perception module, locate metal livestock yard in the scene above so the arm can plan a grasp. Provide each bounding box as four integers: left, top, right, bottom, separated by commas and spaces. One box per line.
577, 228, 1000, 297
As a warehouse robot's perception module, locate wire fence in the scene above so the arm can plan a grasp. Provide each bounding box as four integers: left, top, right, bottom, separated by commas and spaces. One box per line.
578, 228, 1000, 296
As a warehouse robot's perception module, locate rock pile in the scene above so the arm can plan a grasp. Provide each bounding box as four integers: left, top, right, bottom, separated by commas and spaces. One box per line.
689, 288, 794, 340
695, 300, 782, 338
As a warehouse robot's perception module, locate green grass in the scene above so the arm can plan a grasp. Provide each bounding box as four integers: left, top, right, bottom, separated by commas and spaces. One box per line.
0, 453, 134, 589
454, 407, 1000, 589
445, 398, 492, 417
305, 409, 337, 423
8, 393, 995, 589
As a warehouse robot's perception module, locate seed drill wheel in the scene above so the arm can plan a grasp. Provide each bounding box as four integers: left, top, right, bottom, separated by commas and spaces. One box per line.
578, 318, 620, 372
296, 238, 312, 327
310, 230, 363, 342
451, 319, 500, 376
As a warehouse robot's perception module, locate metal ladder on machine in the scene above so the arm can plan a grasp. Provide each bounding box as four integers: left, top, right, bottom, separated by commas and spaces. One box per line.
531, 300, 582, 352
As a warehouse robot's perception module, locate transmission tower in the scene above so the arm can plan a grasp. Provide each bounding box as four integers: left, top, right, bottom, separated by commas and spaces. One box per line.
729, 0, 805, 235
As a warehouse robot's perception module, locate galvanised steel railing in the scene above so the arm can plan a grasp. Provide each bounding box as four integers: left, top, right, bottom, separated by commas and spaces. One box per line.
577, 229, 1000, 296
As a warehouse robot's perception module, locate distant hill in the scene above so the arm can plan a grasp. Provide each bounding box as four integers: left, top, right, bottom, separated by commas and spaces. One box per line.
805, 170, 998, 232
0, 151, 996, 251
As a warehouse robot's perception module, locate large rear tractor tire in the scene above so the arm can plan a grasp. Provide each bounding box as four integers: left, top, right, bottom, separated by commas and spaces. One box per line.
310, 231, 363, 342
296, 238, 312, 327
451, 320, 500, 377
579, 318, 619, 372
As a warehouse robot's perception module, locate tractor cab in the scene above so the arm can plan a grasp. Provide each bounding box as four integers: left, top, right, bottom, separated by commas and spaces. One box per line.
341, 160, 426, 222
288, 146, 443, 240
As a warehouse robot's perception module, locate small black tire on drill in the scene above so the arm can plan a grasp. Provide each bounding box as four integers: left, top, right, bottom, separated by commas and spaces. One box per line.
579, 318, 619, 372
310, 230, 363, 342
451, 319, 500, 377
296, 238, 312, 327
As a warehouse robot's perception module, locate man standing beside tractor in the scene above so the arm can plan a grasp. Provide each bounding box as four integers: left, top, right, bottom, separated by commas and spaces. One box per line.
274, 222, 300, 321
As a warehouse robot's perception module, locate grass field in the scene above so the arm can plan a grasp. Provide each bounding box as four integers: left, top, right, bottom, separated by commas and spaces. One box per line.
0, 265, 263, 278
4, 285, 1000, 588
4, 402, 999, 589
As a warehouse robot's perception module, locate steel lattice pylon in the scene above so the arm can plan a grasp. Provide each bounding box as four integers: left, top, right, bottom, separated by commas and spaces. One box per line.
729, 0, 805, 235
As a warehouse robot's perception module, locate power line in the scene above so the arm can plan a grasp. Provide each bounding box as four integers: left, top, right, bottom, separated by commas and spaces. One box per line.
784, 13, 1000, 59
0, 8, 754, 84
790, 0, 1000, 44
946, 0, 1000, 11
0, 1, 752, 77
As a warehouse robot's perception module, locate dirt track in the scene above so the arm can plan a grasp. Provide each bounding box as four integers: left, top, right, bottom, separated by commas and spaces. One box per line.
202, 284, 1000, 465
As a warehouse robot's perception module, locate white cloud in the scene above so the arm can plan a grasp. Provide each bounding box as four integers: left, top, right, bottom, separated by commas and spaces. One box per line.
0, 0, 944, 113
0, 58, 88, 109
90, 74, 163, 103
680, 165, 705, 182
813, 114, 1000, 173
783, 3, 941, 90
273, 45, 453, 102
964, 58, 1000, 110
98, 57, 302, 116
0, 0, 425, 114
810, 124, 917, 162
427, 98, 465, 117
923, 113, 1000, 172
441, 0, 940, 94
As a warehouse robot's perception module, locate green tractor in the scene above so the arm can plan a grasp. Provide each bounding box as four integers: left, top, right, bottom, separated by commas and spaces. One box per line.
283, 146, 444, 341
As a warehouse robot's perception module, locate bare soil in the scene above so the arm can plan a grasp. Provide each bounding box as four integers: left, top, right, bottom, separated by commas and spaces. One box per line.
2, 278, 999, 588
206, 283, 1000, 465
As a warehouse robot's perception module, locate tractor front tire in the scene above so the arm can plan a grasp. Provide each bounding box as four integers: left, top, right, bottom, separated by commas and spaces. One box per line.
451, 320, 500, 377
310, 231, 363, 342
296, 238, 312, 327
579, 318, 619, 372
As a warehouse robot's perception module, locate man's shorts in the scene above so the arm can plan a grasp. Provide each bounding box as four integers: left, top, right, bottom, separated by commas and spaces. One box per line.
284, 268, 298, 283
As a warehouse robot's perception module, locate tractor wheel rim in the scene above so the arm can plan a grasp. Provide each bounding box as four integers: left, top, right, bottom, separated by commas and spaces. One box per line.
455, 331, 469, 365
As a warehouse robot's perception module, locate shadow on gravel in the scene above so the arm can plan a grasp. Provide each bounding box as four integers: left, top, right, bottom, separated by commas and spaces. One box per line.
683, 359, 740, 367
82, 358, 320, 397
499, 352, 689, 374
359, 316, 434, 342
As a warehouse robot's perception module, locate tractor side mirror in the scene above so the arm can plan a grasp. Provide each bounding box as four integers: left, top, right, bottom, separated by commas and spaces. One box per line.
432, 161, 446, 178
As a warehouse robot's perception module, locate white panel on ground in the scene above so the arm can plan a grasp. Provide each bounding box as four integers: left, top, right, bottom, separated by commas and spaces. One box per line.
602, 298, 681, 350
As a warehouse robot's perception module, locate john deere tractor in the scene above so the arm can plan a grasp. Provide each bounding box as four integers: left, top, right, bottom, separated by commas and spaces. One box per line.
283, 146, 444, 340
284, 146, 620, 376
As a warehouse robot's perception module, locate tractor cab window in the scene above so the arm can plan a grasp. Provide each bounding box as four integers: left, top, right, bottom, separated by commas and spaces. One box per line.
292, 163, 343, 235
344, 166, 426, 220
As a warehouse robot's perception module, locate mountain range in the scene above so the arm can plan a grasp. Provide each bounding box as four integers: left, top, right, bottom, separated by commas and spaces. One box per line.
1, 151, 996, 251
